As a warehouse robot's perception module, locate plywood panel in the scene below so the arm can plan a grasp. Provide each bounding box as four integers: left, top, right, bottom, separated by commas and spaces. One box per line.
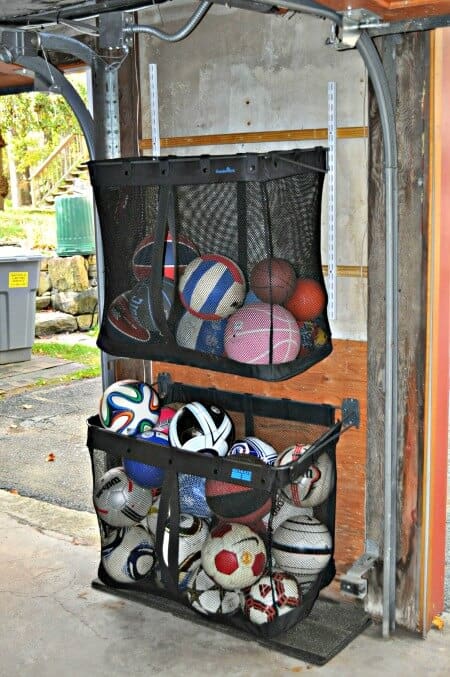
321, 1, 450, 22
151, 338, 367, 575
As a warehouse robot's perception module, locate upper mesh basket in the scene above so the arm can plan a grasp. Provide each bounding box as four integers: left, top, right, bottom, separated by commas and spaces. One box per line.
88, 148, 331, 381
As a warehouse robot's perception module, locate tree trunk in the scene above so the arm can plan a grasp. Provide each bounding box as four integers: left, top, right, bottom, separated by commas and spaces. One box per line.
6, 135, 20, 208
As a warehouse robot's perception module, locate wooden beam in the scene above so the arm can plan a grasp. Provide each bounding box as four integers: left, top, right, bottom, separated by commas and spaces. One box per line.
320, 1, 450, 22
367, 32, 430, 631
139, 126, 368, 151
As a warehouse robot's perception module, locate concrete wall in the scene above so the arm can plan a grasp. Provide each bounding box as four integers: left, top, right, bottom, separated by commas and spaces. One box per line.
138, 3, 368, 340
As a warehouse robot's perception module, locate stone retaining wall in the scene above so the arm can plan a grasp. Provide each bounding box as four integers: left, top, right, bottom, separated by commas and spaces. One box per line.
35, 254, 98, 337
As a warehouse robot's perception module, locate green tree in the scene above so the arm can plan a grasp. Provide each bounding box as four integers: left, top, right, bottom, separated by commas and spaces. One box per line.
0, 75, 88, 208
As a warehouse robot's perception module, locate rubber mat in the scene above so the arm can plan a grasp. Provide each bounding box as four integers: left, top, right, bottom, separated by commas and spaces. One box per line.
92, 579, 371, 665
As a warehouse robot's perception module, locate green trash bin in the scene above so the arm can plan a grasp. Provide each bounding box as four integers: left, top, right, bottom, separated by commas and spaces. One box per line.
55, 195, 95, 257
0, 246, 42, 364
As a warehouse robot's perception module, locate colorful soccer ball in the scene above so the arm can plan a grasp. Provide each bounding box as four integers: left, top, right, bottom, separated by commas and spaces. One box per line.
93, 466, 153, 527
224, 302, 300, 364
186, 566, 240, 616
201, 522, 267, 590
101, 525, 156, 583
99, 380, 160, 436
162, 514, 210, 589
272, 515, 333, 584
169, 401, 234, 456
132, 233, 199, 281
240, 570, 301, 625
275, 444, 335, 507
122, 430, 170, 488
179, 254, 246, 320
227, 436, 278, 465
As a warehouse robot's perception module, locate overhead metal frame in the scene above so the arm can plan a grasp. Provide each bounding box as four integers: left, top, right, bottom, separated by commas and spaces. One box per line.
0, 0, 401, 637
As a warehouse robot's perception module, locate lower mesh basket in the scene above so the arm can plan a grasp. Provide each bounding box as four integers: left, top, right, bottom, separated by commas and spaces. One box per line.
87, 375, 352, 650
88, 148, 332, 381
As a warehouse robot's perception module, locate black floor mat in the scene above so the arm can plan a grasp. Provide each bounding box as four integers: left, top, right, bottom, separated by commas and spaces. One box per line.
92, 579, 371, 665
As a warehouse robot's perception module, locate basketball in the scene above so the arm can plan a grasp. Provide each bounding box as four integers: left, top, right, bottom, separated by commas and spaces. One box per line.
132, 233, 198, 280
224, 302, 300, 364
275, 444, 335, 508
178, 254, 246, 320
272, 515, 333, 583
127, 277, 174, 332
176, 311, 227, 356
285, 278, 326, 322
205, 456, 272, 525
250, 257, 296, 304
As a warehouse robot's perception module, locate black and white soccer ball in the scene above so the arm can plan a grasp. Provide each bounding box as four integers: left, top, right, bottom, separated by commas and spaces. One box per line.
240, 570, 301, 625
168, 401, 234, 456
93, 466, 153, 527
185, 566, 240, 616
101, 525, 156, 583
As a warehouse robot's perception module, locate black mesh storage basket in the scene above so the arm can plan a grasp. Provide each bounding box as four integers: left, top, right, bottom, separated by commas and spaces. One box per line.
87, 375, 341, 641
88, 148, 331, 381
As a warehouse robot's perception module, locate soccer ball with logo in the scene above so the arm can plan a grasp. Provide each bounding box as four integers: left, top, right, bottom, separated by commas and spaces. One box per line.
201, 522, 267, 590
240, 570, 301, 625
101, 525, 156, 583
93, 466, 153, 527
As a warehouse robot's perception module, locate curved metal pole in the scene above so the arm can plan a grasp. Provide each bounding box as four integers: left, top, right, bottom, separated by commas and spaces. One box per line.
126, 1, 212, 42
39, 32, 98, 67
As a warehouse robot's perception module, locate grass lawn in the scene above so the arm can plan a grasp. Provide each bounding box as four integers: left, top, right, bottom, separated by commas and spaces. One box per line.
0, 207, 56, 250
32, 340, 101, 386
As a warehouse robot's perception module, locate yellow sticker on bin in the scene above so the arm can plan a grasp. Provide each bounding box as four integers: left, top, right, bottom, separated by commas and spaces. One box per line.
9, 272, 29, 288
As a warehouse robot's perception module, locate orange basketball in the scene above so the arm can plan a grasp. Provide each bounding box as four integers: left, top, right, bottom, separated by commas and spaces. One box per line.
285, 278, 326, 322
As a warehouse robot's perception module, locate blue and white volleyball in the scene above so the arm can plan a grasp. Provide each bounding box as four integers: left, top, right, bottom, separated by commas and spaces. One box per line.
227, 436, 278, 465
176, 311, 227, 356
99, 380, 160, 436
178, 254, 246, 320
101, 525, 156, 583
123, 430, 170, 488
93, 466, 153, 527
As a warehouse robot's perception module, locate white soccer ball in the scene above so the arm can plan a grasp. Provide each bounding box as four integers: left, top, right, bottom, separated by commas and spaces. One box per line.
227, 436, 278, 465
262, 492, 312, 532
240, 570, 301, 625
275, 443, 335, 507
185, 566, 240, 616
99, 379, 160, 436
162, 513, 210, 589
201, 522, 267, 590
272, 515, 333, 584
94, 466, 153, 527
101, 525, 156, 583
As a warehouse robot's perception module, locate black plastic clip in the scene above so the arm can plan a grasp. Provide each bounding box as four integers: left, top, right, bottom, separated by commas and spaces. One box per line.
157, 372, 172, 398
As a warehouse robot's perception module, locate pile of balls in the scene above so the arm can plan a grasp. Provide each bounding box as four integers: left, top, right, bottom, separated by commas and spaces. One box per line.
106, 230, 328, 365
93, 379, 335, 625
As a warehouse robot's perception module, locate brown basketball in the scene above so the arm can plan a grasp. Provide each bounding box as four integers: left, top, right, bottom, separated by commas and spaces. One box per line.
250, 257, 296, 304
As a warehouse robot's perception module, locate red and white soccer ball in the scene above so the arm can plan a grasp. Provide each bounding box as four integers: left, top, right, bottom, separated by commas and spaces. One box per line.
240, 570, 301, 625
201, 522, 267, 590
275, 443, 335, 508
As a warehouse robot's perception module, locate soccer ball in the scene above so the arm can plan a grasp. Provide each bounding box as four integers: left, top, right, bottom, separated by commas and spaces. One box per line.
162, 513, 210, 590
262, 492, 311, 533
240, 570, 301, 625
99, 380, 160, 436
169, 401, 234, 456
101, 525, 156, 583
275, 444, 335, 507
93, 466, 153, 527
272, 515, 333, 584
185, 566, 240, 616
227, 436, 278, 465
201, 522, 267, 590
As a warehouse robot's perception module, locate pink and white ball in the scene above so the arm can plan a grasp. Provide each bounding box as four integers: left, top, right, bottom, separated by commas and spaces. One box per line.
179, 254, 246, 320
224, 302, 300, 364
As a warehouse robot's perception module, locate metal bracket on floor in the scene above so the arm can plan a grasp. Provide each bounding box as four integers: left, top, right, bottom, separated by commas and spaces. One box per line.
340, 541, 379, 599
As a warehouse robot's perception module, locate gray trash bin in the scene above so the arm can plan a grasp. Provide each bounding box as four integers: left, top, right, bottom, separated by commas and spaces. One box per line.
0, 246, 42, 364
